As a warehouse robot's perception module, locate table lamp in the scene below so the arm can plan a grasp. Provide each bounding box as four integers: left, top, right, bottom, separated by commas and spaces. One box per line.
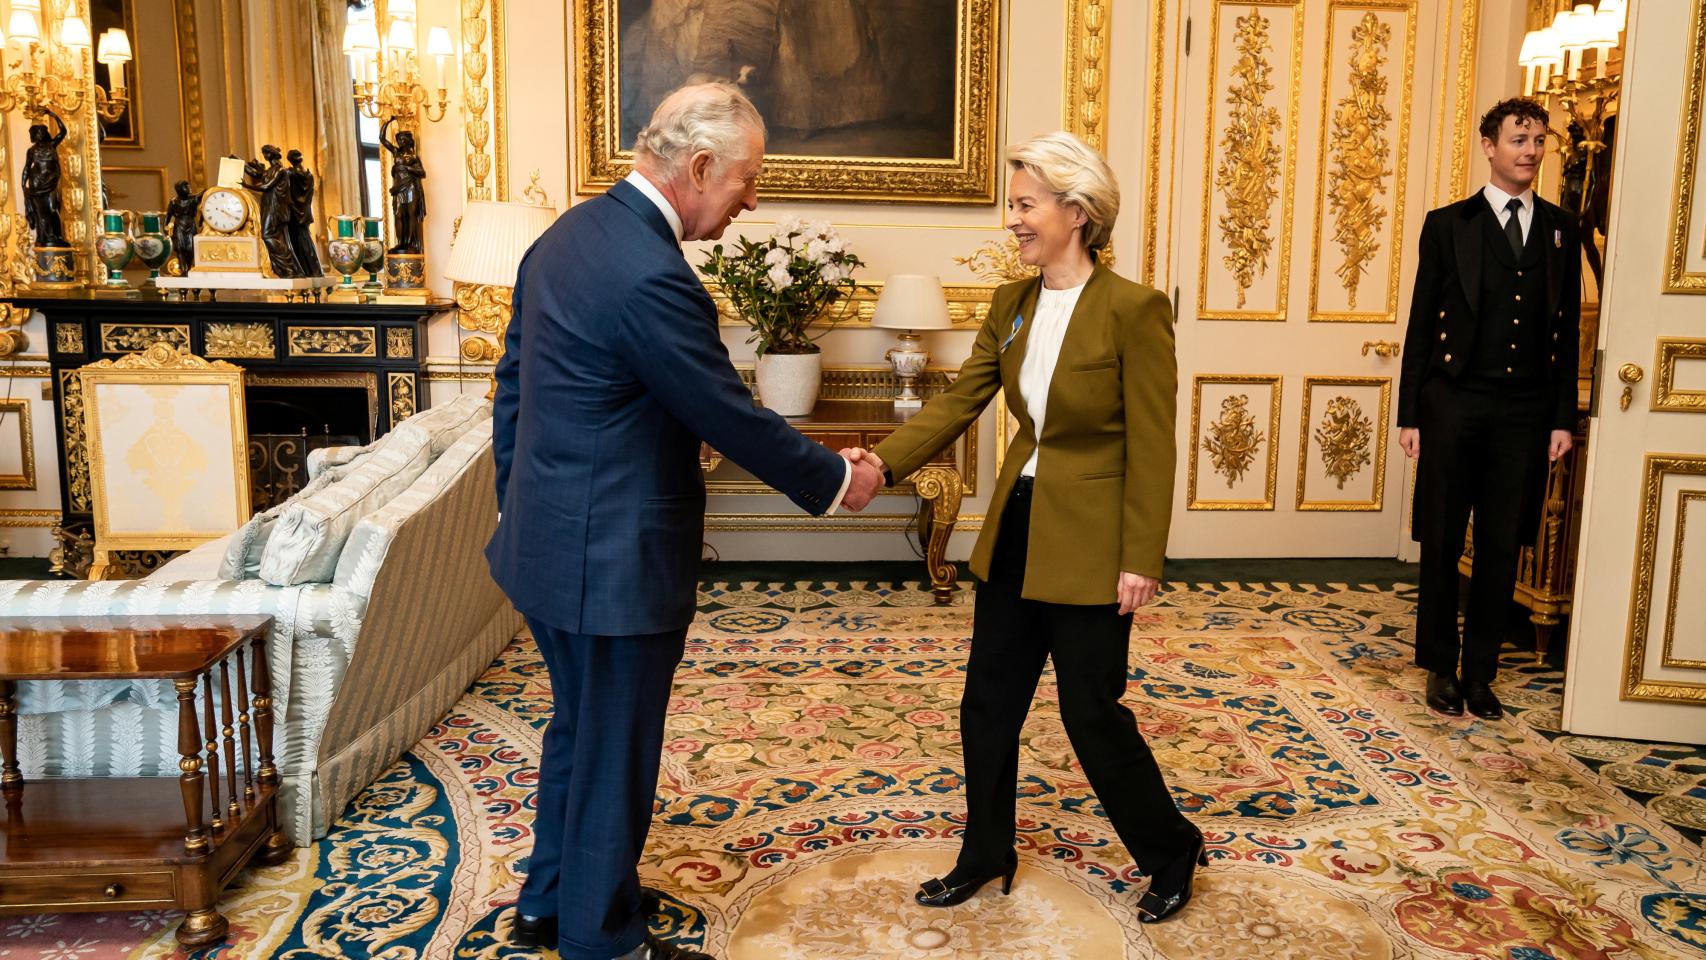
442, 199, 558, 397
870, 274, 952, 408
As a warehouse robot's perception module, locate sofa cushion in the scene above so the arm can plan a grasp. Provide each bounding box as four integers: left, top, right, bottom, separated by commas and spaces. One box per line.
407, 394, 490, 458
258, 423, 434, 586
151, 533, 234, 582
332, 420, 493, 596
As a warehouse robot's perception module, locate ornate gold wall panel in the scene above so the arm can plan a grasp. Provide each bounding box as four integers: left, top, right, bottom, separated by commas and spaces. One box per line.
101, 324, 191, 353
0, 399, 36, 490
1624, 454, 1706, 703
1308, 1, 1416, 323
0, 508, 60, 528
1296, 375, 1390, 511
1665, 0, 1706, 293
1198, 0, 1304, 321
389, 372, 418, 422
1064, 0, 1111, 153
712, 281, 996, 330
1187, 374, 1282, 510
172, 0, 209, 189
1142, 0, 1167, 285
58, 370, 90, 512
287, 327, 377, 358
204, 322, 275, 358
1654, 338, 1706, 411
1662, 490, 1706, 670
461, 0, 509, 201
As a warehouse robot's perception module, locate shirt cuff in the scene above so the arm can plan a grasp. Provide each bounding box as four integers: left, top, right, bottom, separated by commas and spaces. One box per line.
825, 457, 853, 515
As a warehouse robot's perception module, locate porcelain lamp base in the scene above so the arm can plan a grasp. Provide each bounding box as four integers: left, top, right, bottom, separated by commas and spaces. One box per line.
885, 332, 930, 408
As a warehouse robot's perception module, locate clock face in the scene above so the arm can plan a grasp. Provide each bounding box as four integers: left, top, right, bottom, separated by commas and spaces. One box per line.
202, 189, 247, 234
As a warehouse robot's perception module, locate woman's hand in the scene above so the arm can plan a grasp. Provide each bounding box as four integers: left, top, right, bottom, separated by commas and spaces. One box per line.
1117, 571, 1158, 614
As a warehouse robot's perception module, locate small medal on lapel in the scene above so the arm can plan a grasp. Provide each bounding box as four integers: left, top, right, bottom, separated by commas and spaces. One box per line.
1000, 313, 1025, 353
1553, 229, 1561, 248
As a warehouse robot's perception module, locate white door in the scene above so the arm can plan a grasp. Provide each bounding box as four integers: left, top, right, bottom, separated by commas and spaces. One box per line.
1162, 0, 1446, 557
1563, 0, 1706, 744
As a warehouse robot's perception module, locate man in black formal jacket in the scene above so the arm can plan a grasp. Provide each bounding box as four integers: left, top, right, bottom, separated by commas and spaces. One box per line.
1397, 97, 1580, 721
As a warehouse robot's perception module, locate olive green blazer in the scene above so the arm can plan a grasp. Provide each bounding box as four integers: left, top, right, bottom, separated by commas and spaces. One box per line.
872, 264, 1177, 605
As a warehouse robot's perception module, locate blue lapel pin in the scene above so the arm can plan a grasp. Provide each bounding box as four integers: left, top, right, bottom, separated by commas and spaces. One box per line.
1000, 313, 1025, 353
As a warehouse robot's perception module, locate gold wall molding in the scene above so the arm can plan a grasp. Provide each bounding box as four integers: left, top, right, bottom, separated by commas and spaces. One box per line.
1187, 374, 1282, 511
172, 0, 209, 188
1624, 453, 1706, 702
1655, 338, 1706, 411
1065, 0, 1110, 153
712, 280, 996, 329
204, 322, 275, 358
1448, 0, 1478, 201
1309, 1, 1416, 323
0, 364, 50, 378
1662, 489, 1706, 670
1198, 0, 1304, 322
1296, 374, 1390, 511
100, 324, 190, 353
955, 237, 1037, 284
706, 513, 985, 534
425, 361, 496, 383
0, 398, 36, 490
0, 508, 59, 528
1142, 0, 1167, 285
460, 0, 509, 201
1665, 0, 1706, 293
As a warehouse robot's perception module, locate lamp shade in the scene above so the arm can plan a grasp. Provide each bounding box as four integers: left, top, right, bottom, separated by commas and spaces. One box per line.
7, 10, 39, 43
443, 200, 558, 287
347, 19, 379, 52
870, 274, 953, 331
96, 27, 131, 63
59, 13, 90, 47
425, 25, 452, 58
1529, 27, 1562, 68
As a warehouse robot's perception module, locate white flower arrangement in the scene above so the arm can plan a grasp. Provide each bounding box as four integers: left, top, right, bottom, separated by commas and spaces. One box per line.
700, 219, 870, 356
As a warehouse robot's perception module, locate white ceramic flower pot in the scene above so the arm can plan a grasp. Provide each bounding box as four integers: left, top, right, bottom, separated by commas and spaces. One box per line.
756, 351, 822, 417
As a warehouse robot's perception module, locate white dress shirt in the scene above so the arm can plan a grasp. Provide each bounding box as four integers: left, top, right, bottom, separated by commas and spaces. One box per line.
1482, 182, 1535, 244
621, 171, 852, 511
1018, 280, 1088, 477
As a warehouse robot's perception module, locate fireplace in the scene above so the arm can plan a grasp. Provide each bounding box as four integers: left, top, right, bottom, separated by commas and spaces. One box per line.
245, 372, 377, 511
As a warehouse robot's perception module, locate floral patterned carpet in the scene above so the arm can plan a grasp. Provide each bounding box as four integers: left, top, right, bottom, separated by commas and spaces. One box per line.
4, 575, 1704, 959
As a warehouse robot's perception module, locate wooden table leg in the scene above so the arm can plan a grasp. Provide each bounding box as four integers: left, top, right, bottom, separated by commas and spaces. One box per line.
250, 635, 292, 864
174, 677, 209, 855
0, 679, 21, 801
912, 467, 964, 606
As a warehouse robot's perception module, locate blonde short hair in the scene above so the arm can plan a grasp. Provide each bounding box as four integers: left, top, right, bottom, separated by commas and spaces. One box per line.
634, 83, 766, 179
1005, 132, 1119, 252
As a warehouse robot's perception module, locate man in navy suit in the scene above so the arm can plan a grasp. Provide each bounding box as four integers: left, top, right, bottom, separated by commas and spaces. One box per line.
1397, 97, 1580, 721
487, 83, 883, 960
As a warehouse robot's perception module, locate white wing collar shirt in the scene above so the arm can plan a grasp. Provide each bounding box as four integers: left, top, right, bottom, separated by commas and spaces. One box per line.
620, 170, 852, 511
1482, 181, 1535, 243
1019, 279, 1088, 477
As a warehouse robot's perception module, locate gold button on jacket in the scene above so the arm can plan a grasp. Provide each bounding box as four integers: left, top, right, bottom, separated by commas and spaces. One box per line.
872, 265, 1177, 603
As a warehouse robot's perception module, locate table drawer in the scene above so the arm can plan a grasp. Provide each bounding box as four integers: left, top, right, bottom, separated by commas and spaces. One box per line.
0, 870, 177, 909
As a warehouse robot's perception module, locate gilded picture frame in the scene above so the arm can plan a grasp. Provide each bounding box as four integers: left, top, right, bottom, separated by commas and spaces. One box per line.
79, 344, 250, 580
572, 0, 1000, 203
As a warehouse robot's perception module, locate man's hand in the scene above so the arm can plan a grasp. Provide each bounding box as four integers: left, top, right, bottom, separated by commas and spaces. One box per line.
1399, 427, 1420, 459
845, 446, 886, 477
839, 450, 883, 512
1116, 571, 1158, 615
1548, 429, 1573, 462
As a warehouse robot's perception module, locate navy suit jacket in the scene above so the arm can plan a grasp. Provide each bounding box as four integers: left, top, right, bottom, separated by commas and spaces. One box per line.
486, 179, 846, 636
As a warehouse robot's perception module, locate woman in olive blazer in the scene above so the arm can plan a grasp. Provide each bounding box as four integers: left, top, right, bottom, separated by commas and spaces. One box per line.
860, 133, 1205, 923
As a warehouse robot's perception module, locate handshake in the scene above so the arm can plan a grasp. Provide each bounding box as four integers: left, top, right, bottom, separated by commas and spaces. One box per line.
837, 447, 886, 512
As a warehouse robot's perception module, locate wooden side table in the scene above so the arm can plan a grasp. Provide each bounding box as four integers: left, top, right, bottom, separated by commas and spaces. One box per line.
0, 615, 288, 949
703, 398, 968, 604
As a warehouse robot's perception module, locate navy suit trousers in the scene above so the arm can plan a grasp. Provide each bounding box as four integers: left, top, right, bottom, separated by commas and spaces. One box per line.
518, 618, 686, 959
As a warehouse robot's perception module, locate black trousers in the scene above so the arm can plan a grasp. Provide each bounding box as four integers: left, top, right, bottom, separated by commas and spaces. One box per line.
956, 480, 1196, 877
520, 618, 686, 960
1414, 377, 1549, 684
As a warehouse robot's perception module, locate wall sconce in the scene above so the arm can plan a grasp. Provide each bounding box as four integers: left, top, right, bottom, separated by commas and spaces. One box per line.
0, 0, 129, 122
343, 0, 453, 125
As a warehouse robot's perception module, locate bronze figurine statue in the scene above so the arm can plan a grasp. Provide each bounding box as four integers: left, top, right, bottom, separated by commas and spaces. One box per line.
243, 144, 302, 277
285, 149, 322, 276
379, 118, 426, 254
22, 109, 68, 248
165, 180, 203, 273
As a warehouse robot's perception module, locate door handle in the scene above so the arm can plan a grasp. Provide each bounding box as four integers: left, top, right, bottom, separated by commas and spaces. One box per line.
1618, 362, 1644, 411
1361, 340, 1400, 358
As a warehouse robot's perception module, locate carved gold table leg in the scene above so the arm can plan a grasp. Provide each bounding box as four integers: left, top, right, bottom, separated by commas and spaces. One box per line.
912, 467, 963, 606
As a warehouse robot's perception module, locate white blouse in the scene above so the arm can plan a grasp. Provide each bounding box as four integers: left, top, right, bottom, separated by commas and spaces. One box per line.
1018, 280, 1087, 477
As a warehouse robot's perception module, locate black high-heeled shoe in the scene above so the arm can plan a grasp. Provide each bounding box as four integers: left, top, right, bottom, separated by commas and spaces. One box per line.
915, 853, 1019, 907
1136, 834, 1209, 924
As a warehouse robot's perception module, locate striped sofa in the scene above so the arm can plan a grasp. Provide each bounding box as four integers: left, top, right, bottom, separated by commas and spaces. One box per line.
0, 396, 521, 844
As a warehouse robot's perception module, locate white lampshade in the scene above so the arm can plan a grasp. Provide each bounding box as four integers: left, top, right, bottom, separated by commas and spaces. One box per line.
96, 27, 131, 63
386, 17, 415, 52
1518, 31, 1538, 68
871, 274, 953, 331
1529, 27, 1562, 68
1598, 0, 1627, 31
347, 19, 379, 52
1557, 5, 1595, 51
425, 25, 451, 57
7, 10, 40, 43
58, 13, 89, 47
388, 0, 417, 18
1587, 9, 1621, 48
443, 200, 559, 287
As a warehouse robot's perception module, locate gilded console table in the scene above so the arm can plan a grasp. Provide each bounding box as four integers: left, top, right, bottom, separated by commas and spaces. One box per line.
12, 293, 451, 576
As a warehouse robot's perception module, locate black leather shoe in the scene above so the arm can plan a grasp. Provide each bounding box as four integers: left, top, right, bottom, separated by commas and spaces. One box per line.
632, 933, 715, 960
1463, 681, 1503, 720
510, 911, 556, 948
1426, 670, 1465, 716
915, 852, 1019, 907
1137, 832, 1209, 924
